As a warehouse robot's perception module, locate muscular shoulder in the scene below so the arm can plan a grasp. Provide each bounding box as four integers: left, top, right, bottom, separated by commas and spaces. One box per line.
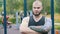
45, 17, 52, 25
22, 16, 30, 24
45, 17, 52, 22
20, 16, 30, 27
23, 16, 30, 21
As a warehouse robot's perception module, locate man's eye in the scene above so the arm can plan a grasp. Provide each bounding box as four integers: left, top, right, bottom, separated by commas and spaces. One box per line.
37, 7, 40, 9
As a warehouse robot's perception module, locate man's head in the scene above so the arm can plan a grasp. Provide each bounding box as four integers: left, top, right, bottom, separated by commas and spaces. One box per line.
32, 0, 43, 16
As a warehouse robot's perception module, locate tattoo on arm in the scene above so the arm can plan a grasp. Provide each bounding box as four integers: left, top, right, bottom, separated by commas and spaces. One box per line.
29, 26, 47, 33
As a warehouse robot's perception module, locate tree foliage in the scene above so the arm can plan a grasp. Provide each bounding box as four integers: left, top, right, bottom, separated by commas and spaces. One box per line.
0, 0, 60, 14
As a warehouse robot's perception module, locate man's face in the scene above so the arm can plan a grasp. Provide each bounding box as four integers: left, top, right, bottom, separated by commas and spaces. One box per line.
32, 2, 43, 16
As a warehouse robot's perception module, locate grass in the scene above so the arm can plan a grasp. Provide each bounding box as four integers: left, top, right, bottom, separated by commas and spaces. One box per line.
55, 25, 60, 30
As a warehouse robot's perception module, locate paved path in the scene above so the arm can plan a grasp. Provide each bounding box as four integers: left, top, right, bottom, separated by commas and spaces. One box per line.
0, 24, 21, 34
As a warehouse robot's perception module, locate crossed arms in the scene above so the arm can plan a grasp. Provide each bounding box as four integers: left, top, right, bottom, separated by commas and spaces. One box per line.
19, 17, 52, 34
29, 18, 52, 33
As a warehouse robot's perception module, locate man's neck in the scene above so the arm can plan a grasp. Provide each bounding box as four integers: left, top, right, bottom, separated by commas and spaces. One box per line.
33, 14, 42, 18
33, 14, 42, 22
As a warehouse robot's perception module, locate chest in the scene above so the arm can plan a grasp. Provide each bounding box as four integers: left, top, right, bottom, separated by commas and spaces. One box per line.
28, 16, 45, 26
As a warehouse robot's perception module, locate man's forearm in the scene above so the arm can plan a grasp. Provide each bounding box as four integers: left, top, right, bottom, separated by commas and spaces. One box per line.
20, 27, 41, 34
20, 27, 40, 33
29, 26, 47, 33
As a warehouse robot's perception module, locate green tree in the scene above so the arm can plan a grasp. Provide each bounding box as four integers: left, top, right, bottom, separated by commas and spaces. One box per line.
55, 0, 60, 13
0, 0, 3, 12
6, 0, 24, 14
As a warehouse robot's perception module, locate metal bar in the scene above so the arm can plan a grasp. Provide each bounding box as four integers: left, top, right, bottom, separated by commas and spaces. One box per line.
24, 0, 27, 17
3, 0, 7, 34
51, 0, 54, 34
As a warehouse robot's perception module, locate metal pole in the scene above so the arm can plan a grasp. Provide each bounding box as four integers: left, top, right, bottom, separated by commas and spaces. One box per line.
24, 0, 27, 17
51, 0, 54, 34
3, 0, 7, 34
16, 12, 18, 26
16, 12, 19, 29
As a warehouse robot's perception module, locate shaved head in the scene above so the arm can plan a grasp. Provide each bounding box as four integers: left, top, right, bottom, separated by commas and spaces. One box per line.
33, 0, 42, 7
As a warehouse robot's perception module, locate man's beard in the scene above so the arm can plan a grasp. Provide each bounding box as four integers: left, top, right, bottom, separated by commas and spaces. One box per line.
33, 12, 41, 16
